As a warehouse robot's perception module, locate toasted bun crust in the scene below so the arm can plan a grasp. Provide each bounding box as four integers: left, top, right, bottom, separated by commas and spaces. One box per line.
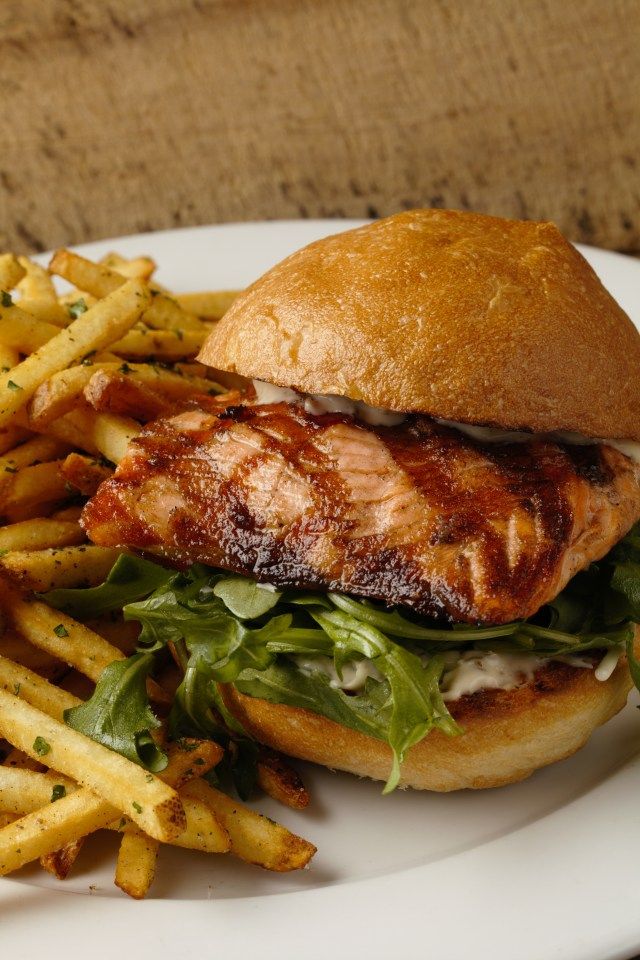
221, 650, 635, 791
199, 210, 640, 441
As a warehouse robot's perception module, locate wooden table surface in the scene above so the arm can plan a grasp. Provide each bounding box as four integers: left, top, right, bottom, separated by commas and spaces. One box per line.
1, 0, 638, 254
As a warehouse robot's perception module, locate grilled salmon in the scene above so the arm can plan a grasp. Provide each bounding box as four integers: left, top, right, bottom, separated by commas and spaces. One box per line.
82, 400, 640, 624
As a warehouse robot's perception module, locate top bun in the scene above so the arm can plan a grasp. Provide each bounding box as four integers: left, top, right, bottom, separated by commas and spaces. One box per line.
198, 209, 640, 441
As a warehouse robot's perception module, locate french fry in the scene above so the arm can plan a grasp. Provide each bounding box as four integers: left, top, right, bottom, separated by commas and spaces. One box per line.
257, 749, 310, 810
0, 761, 85, 879
0, 544, 120, 591
182, 778, 316, 871
0, 279, 150, 428
0, 434, 70, 473
115, 832, 158, 898
0, 655, 79, 719
0, 587, 126, 682
49, 251, 120, 298
0, 305, 59, 352
0, 764, 228, 850
112, 793, 228, 854
112, 327, 205, 359
50, 250, 204, 333
0, 425, 32, 456
41, 838, 85, 880
17, 300, 71, 326
0, 244, 318, 892
22, 411, 100, 455
0, 630, 67, 684
0, 253, 25, 291
51, 504, 84, 522
4, 500, 62, 524
0, 461, 71, 516
0, 766, 75, 814
0, 599, 168, 716
60, 452, 113, 496
0, 518, 85, 553
63, 408, 140, 463
0, 789, 116, 875
0, 346, 19, 374
2, 746, 45, 771
29, 361, 219, 427
0, 688, 186, 841
29, 365, 108, 426
17, 257, 57, 303
84, 370, 172, 421
176, 291, 240, 320
100, 252, 156, 281
163, 738, 225, 787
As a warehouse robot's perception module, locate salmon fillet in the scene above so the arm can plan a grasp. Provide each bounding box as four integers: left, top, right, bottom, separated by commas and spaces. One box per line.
82, 400, 640, 624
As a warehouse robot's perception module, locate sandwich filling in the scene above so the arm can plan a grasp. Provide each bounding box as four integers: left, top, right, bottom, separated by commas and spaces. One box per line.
45, 387, 640, 792
81, 392, 640, 624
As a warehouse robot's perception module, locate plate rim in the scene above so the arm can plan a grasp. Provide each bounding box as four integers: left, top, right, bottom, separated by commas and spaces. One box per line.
12, 219, 640, 960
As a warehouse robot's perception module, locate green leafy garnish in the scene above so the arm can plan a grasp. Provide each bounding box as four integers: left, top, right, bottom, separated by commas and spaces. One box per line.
53, 623, 69, 638
41, 554, 173, 617
59, 523, 640, 793
68, 298, 88, 319
213, 577, 282, 619
64, 653, 168, 771
51, 784, 66, 802
33, 737, 51, 756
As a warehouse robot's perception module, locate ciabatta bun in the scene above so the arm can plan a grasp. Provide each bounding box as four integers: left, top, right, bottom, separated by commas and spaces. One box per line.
199, 210, 640, 442
221, 646, 635, 791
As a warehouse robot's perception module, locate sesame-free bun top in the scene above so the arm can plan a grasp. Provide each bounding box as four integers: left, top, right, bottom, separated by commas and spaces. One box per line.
198, 209, 640, 441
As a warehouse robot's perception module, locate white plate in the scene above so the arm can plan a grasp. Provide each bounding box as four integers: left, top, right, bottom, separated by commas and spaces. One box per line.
5, 221, 640, 960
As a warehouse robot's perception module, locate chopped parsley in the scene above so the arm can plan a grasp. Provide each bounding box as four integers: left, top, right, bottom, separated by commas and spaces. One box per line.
6, 380, 22, 391
132, 801, 143, 814
53, 624, 69, 638
68, 298, 88, 319
33, 736, 51, 756
51, 784, 66, 802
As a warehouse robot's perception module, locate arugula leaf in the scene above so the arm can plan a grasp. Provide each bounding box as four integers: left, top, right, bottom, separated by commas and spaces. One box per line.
64, 653, 168, 771
41, 554, 173, 617
236, 663, 393, 741
310, 608, 459, 791
213, 577, 282, 619
611, 562, 640, 620
57, 522, 640, 793
328, 593, 519, 643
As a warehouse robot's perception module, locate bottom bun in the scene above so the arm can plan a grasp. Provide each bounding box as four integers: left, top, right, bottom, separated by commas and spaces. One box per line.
221, 646, 635, 791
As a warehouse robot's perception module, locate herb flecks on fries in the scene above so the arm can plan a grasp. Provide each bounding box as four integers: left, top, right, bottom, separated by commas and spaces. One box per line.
0, 250, 313, 897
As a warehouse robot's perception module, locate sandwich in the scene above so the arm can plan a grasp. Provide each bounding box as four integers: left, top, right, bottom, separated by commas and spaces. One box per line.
70, 209, 640, 792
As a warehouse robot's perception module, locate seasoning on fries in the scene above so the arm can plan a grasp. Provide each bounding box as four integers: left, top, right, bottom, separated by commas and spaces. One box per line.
0, 247, 316, 898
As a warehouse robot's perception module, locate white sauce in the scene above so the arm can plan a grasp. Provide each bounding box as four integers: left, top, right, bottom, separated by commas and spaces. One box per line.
440, 650, 547, 701
293, 655, 383, 691
436, 418, 640, 464
252, 381, 406, 427
251, 380, 640, 463
292, 648, 603, 703
594, 646, 622, 682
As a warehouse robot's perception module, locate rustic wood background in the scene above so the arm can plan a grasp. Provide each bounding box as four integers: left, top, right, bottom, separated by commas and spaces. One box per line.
0, 0, 638, 254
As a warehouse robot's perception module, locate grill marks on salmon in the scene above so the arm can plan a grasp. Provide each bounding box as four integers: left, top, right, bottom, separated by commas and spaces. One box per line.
81, 401, 640, 624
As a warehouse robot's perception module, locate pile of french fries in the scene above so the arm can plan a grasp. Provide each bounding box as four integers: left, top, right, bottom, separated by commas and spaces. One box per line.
0, 250, 316, 898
